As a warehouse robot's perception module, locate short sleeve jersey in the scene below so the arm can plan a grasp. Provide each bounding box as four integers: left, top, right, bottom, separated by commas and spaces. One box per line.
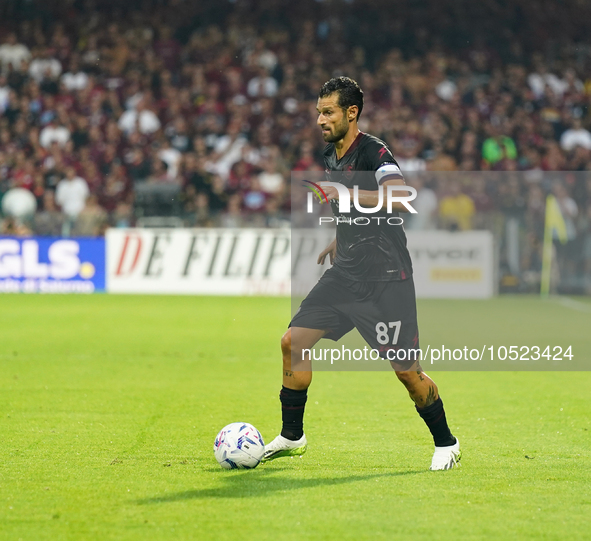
323, 132, 413, 282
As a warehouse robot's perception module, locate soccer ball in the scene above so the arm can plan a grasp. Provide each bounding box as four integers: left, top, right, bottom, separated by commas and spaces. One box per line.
213, 422, 265, 469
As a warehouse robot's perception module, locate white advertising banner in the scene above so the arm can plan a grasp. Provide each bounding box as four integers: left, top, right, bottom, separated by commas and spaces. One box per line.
407, 230, 495, 298
106, 228, 291, 295
106, 228, 494, 298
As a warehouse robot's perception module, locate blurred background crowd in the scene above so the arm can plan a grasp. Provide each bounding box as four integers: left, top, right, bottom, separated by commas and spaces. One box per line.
1, 0, 591, 291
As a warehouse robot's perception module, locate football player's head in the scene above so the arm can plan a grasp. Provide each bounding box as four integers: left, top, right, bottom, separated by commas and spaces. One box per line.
317, 77, 364, 142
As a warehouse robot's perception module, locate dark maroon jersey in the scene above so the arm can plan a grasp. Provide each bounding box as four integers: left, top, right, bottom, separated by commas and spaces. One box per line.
323, 132, 413, 282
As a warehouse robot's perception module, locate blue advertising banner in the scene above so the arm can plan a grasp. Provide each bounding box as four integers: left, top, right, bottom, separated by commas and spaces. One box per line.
0, 237, 105, 293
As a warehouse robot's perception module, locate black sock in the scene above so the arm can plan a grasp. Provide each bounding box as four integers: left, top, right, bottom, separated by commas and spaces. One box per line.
416, 397, 456, 447
280, 386, 307, 441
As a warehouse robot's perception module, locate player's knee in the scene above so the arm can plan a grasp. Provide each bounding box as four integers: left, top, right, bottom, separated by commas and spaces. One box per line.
281, 329, 292, 357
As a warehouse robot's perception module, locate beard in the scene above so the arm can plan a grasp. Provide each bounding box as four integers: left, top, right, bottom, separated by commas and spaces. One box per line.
322, 116, 350, 143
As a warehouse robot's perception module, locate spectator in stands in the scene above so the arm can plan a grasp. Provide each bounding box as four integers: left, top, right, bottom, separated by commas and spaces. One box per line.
0, 33, 31, 74
33, 190, 64, 236
268, 198, 289, 228
258, 159, 285, 196
118, 98, 161, 135
498, 177, 527, 225
560, 118, 591, 152
552, 183, 578, 240
158, 139, 182, 182
55, 166, 89, 220
208, 119, 249, 179
205, 174, 229, 216
154, 26, 181, 73
247, 67, 278, 98
292, 141, 320, 171
194, 192, 214, 227
220, 193, 244, 228
112, 200, 133, 228
397, 148, 427, 173
128, 148, 151, 182
0, 216, 32, 236
482, 124, 518, 167
99, 164, 130, 212
73, 194, 108, 236
439, 181, 476, 231
28, 47, 62, 83
525, 184, 546, 238
61, 57, 89, 92
469, 176, 495, 229
167, 117, 191, 153
39, 119, 70, 149
242, 177, 268, 215
146, 159, 170, 184
0, 75, 10, 114
404, 177, 438, 230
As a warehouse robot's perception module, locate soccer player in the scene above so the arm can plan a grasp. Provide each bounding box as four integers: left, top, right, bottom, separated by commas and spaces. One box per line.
263, 77, 461, 470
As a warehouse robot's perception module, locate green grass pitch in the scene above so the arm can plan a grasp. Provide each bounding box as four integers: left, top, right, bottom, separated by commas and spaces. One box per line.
1, 294, 590, 540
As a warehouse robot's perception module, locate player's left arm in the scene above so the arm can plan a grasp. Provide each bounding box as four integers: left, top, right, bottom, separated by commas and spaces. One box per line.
324, 174, 412, 212
353, 172, 410, 213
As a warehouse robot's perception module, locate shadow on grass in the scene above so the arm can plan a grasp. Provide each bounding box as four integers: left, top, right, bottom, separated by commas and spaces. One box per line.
136, 468, 426, 504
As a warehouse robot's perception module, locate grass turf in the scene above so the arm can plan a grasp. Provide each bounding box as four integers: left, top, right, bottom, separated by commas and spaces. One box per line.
0, 294, 590, 540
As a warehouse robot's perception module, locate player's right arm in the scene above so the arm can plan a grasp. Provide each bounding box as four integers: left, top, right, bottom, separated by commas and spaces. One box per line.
317, 237, 336, 265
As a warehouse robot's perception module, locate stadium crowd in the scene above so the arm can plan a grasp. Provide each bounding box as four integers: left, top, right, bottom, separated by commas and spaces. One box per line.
1, 0, 591, 289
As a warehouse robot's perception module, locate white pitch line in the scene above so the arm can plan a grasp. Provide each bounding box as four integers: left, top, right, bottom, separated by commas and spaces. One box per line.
553, 296, 591, 314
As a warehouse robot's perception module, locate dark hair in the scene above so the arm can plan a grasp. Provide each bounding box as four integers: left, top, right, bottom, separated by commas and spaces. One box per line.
318, 77, 364, 120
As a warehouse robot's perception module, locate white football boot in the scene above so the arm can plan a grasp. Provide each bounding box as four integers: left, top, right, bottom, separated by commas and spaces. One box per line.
430, 438, 461, 470
261, 434, 307, 462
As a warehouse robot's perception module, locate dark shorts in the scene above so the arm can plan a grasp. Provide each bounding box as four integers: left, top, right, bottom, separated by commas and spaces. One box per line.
290, 268, 420, 365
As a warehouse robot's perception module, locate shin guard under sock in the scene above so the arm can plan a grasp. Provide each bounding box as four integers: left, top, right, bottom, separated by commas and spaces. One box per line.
280, 386, 307, 441
416, 397, 456, 447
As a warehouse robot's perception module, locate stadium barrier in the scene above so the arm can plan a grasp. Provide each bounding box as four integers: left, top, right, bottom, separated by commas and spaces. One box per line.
106, 228, 292, 295
407, 230, 495, 298
105, 228, 494, 298
0, 230, 493, 297
0, 236, 105, 293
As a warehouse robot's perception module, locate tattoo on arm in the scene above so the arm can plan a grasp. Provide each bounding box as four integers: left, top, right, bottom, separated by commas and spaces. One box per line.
284, 370, 294, 377
417, 370, 425, 381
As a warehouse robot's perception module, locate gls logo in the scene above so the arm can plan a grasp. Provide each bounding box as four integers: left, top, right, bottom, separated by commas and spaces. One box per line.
0, 239, 83, 279
304, 181, 418, 214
